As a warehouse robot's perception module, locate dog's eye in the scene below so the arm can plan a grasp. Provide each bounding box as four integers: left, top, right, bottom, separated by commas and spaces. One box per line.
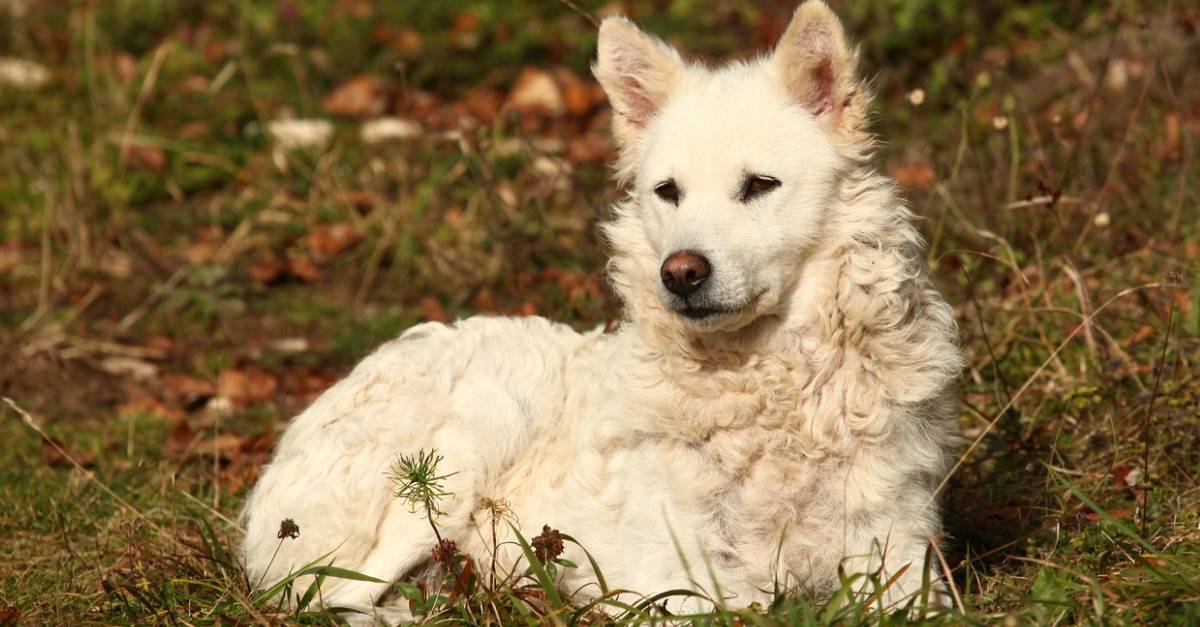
740, 175, 781, 202
654, 180, 680, 205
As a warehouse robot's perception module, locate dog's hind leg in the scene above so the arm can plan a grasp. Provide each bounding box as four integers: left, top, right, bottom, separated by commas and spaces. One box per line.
314, 433, 492, 614
315, 502, 436, 612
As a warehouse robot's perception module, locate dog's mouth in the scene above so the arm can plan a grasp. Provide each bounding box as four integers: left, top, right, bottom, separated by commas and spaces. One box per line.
678, 305, 729, 320
673, 289, 768, 324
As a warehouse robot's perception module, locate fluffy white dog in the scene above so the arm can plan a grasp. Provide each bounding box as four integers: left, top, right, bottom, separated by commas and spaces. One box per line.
242, 0, 963, 617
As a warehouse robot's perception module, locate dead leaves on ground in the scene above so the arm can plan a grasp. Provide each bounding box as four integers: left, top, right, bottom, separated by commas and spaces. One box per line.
41, 437, 95, 469
248, 222, 363, 285
159, 374, 215, 409
316, 62, 612, 163
40, 358, 335, 493
890, 158, 936, 192
217, 365, 279, 407
307, 222, 363, 262
147, 361, 322, 491
163, 419, 277, 492
323, 74, 388, 118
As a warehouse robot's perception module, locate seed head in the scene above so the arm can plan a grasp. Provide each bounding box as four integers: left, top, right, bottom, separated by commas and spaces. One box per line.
277, 518, 300, 540
432, 538, 459, 568
531, 525, 564, 563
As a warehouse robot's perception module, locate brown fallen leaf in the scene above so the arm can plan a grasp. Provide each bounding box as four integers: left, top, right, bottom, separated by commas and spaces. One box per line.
248, 251, 287, 285
180, 74, 209, 94
192, 433, 251, 459
461, 86, 503, 124
1157, 113, 1182, 161
539, 267, 585, 291
507, 67, 565, 117
1111, 464, 1142, 491
178, 120, 209, 140
394, 27, 422, 55
451, 11, 481, 48
124, 143, 167, 172
443, 206, 465, 228
203, 39, 229, 64
453, 10, 481, 34
283, 366, 336, 402
1084, 507, 1133, 522
566, 132, 614, 164
218, 459, 261, 493
203, 431, 277, 491
1121, 325, 1156, 348
343, 190, 376, 214
471, 288, 497, 312
160, 373, 216, 408
0, 240, 27, 273
118, 394, 185, 422
217, 365, 279, 406
322, 75, 387, 118
889, 159, 935, 192
164, 419, 198, 458
308, 223, 363, 262
287, 254, 322, 282
112, 52, 138, 84
239, 432, 277, 456
552, 66, 596, 117
42, 437, 95, 469
420, 296, 449, 323
183, 240, 220, 265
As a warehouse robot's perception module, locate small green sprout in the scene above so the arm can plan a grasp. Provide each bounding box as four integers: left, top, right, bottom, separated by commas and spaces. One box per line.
387, 449, 457, 522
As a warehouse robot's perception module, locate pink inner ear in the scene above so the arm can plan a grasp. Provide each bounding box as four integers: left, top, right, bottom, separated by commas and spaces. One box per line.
620, 80, 656, 126
786, 20, 840, 118
809, 58, 835, 116
614, 56, 657, 126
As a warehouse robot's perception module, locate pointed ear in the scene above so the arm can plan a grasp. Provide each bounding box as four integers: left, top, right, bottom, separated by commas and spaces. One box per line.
772, 0, 867, 134
593, 16, 684, 148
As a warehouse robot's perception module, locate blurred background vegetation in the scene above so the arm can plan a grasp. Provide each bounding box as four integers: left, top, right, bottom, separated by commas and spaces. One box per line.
1, 0, 1197, 624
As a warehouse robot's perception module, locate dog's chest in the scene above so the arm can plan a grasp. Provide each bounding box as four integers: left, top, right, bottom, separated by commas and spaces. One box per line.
680, 424, 842, 559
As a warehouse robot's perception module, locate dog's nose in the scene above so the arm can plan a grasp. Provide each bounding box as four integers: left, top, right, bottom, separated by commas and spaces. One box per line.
660, 251, 711, 297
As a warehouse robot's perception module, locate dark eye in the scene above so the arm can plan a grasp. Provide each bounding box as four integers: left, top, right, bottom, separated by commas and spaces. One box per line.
740, 175, 780, 202
654, 180, 680, 205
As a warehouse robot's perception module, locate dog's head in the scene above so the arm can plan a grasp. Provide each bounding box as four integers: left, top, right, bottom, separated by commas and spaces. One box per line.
595, 1, 871, 335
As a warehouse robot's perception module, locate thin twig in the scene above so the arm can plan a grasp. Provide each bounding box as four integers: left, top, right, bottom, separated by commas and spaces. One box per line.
117, 265, 188, 332
1141, 276, 1180, 536
180, 489, 246, 532
1003, 195, 1082, 210
929, 540, 964, 611
17, 190, 55, 334
118, 43, 171, 170
555, 0, 599, 28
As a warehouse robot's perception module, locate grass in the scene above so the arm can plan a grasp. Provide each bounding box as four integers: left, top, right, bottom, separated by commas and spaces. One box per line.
1, 0, 1198, 624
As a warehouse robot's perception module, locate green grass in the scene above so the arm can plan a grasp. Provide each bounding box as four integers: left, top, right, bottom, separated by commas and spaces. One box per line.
1, 0, 1198, 624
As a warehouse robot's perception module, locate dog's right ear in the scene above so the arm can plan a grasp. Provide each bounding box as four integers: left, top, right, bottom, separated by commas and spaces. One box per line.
593, 16, 683, 149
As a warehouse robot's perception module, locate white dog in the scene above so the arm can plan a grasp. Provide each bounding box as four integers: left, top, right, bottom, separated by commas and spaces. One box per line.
242, 0, 962, 617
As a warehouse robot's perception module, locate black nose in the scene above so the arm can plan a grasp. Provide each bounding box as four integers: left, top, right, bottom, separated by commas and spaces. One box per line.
660, 250, 711, 297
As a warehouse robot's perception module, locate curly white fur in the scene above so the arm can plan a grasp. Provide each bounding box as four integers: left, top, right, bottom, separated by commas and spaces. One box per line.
241, 1, 962, 618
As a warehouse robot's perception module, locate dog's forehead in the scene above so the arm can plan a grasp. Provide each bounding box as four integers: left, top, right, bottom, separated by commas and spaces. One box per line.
643, 67, 833, 182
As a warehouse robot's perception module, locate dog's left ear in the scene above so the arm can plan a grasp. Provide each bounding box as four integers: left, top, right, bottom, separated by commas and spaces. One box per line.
772, 0, 867, 135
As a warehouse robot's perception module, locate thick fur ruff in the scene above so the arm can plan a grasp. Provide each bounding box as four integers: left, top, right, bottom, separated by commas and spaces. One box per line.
241, 1, 962, 617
